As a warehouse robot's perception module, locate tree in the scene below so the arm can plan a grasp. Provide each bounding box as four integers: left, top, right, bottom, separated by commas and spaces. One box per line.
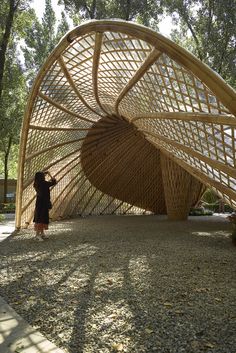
23, 0, 70, 82
0, 0, 69, 202
0, 45, 27, 202
0, 0, 34, 203
59, 0, 162, 27
164, 0, 236, 87
0, 0, 32, 101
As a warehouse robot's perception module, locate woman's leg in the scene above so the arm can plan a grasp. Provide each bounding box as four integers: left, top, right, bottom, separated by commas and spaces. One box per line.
40, 228, 49, 239
35, 230, 43, 240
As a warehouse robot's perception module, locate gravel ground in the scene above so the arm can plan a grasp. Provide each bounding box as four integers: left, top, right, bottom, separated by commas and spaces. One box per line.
0, 215, 235, 353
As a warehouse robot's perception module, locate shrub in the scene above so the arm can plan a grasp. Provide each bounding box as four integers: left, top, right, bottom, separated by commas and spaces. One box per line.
189, 207, 213, 216
200, 188, 234, 213
0, 203, 15, 213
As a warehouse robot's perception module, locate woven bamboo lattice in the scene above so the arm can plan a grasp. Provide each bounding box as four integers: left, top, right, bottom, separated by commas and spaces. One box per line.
16, 20, 236, 227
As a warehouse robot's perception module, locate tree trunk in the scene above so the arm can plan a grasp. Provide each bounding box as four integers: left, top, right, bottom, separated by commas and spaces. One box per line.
90, 0, 96, 18
125, 0, 131, 20
3, 136, 12, 203
0, 0, 17, 100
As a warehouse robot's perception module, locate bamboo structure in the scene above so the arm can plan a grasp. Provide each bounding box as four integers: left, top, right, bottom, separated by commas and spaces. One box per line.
16, 20, 236, 228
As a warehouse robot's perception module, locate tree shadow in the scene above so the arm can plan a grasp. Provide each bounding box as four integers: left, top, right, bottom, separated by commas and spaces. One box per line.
0, 215, 235, 352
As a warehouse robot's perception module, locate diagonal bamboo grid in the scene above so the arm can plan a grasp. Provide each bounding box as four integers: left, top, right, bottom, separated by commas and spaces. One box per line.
16, 20, 236, 228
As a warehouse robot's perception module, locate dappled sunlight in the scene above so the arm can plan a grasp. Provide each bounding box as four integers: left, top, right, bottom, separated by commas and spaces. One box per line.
191, 230, 230, 239
94, 272, 124, 293
61, 273, 91, 294
129, 256, 151, 293
0, 297, 65, 353
83, 300, 136, 353
0, 266, 33, 288
0, 215, 235, 352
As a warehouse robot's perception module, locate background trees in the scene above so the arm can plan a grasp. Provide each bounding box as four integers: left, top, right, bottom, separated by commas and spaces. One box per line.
58, 0, 236, 88
58, 0, 163, 26
0, 0, 70, 202
0, 45, 26, 201
164, 0, 236, 87
0, 0, 32, 201
23, 0, 69, 82
0, 0, 32, 100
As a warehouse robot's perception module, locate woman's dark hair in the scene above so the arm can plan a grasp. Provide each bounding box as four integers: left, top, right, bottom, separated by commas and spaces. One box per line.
33, 171, 45, 191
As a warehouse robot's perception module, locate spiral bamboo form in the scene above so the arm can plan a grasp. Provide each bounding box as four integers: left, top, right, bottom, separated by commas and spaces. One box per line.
16, 20, 236, 228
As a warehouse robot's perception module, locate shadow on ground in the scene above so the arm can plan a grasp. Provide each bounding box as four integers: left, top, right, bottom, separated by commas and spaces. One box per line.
0, 215, 235, 353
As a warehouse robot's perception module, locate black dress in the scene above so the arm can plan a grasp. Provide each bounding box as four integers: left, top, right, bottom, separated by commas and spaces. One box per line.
33, 178, 57, 227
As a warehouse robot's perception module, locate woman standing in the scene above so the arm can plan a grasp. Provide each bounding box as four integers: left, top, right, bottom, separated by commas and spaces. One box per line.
33, 171, 57, 240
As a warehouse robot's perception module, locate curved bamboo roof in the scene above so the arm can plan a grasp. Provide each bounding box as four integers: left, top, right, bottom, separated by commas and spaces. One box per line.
16, 20, 236, 228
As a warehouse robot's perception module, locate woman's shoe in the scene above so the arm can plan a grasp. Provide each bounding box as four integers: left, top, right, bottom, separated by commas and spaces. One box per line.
35, 234, 44, 241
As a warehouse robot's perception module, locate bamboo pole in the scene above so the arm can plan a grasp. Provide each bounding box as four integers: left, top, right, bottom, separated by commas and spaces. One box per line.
132, 112, 236, 126
141, 128, 236, 179
58, 55, 105, 118
147, 136, 236, 202
66, 20, 236, 115
115, 49, 162, 115
92, 32, 109, 115
38, 92, 96, 123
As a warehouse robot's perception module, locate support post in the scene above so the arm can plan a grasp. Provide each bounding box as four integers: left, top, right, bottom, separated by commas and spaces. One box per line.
161, 152, 200, 220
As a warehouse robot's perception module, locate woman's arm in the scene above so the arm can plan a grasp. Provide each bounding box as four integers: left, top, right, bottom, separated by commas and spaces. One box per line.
45, 171, 57, 186
45, 171, 52, 178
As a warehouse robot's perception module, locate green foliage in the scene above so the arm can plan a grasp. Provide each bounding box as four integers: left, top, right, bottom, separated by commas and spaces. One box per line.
23, 0, 69, 82
0, 144, 19, 178
13, 7, 35, 38
56, 11, 70, 40
200, 189, 221, 212
201, 188, 219, 205
0, 45, 26, 198
189, 207, 213, 216
200, 188, 234, 213
0, 214, 5, 222
59, 0, 163, 26
0, 0, 33, 129
0, 1, 32, 201
0, 58, 26, 174
165, 0, 236, 88
0, 203, 16, 213
0, 47, 26, 141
